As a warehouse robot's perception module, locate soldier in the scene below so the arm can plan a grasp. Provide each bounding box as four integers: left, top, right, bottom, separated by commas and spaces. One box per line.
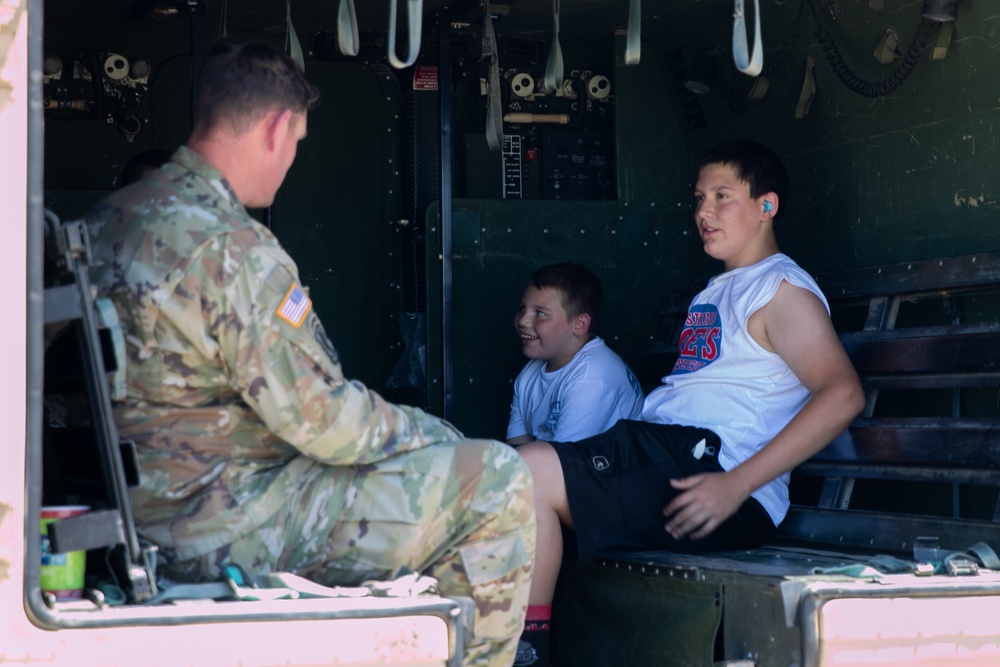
86, 40, 534, 667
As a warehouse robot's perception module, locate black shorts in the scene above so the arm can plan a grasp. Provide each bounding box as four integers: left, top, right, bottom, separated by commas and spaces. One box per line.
552, 420, 775, 566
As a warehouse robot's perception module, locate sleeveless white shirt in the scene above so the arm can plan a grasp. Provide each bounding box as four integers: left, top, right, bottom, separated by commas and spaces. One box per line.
640, 254, 828, 525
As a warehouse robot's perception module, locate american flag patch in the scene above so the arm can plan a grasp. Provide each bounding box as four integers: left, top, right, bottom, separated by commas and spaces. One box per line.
275, 284, 312, 328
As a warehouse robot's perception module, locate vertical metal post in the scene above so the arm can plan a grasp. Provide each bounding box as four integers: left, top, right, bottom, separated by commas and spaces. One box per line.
26, 0, 47, 591
189, 1, 204, 127
438, 7, 454, 421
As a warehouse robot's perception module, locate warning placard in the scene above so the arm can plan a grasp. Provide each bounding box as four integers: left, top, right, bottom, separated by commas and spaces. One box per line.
413, 65, 438, 91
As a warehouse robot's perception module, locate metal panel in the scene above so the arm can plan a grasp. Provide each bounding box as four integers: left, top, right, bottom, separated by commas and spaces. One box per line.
272, 62, 401, 392
557, 562, 722, 667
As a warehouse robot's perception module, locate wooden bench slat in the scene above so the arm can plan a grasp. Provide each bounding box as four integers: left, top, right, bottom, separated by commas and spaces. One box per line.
812, 421, 1000, 469
797, 463, 1000, 484
864, 372, 1000, 389
842, 330, 1000, 375
815, 251, 1000, 300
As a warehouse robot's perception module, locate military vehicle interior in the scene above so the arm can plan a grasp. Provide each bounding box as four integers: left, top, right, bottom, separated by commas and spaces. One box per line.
41, 0, 997, 469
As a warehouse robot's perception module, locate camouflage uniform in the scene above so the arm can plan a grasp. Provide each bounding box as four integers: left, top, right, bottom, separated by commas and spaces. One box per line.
86, 146, 535, 666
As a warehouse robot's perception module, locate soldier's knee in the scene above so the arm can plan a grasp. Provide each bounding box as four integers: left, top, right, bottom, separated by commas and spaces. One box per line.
459, 439, 535, 526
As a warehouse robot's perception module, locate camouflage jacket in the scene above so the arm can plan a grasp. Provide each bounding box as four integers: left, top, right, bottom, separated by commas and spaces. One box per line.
87, 147, 462, 561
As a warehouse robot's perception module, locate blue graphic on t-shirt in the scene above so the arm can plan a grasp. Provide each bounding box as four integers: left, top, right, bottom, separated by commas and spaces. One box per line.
625, 367, 641, 396
671, 304, 722, 375
544, 400, 562, 433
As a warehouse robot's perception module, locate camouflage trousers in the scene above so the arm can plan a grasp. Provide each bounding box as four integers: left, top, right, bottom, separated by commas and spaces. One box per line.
166, 439, 535, 667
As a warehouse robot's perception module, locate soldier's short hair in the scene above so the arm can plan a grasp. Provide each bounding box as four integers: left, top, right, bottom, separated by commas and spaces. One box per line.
530, 263, 603, 335
194, 40, 320, 137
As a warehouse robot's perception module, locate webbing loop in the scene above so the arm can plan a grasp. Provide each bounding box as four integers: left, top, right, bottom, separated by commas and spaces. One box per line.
732, 0, 763, 76
388, 0, 423, 69
286, 0, 305, 70
336, 0, 359, 56
624, 0, 641, 65
540, 0, 563, 94
483, 0, 503, 151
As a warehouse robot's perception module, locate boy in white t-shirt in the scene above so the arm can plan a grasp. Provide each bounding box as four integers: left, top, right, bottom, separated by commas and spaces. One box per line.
507, 263, 644, 447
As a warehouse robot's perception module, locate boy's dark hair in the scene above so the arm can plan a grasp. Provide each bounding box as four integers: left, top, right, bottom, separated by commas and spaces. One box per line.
193, 40, 320, 137
120, 148, 173, 187
530, 263, 603, 335
698, 140, 790, 221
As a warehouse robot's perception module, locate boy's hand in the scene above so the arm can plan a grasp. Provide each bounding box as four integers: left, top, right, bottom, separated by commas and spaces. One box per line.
662, 472, 748, 540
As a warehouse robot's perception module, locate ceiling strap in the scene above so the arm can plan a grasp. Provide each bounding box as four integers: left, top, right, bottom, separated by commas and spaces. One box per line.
483, 0, 503, 151
540, 0, 563, 94
337, 0, 359, 56
794, 55, 815, 119
388, 0, 423, 68
732, 0, 763, 76
286, 0, 305, 69
624, 0, 641, 65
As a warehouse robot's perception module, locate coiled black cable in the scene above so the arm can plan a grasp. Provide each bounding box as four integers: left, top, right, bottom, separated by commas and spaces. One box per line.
808, 0, 936, 98
761, 0, 808, 78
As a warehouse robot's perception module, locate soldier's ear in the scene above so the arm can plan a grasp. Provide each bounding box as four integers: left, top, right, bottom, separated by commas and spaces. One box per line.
262, 109, 293, 151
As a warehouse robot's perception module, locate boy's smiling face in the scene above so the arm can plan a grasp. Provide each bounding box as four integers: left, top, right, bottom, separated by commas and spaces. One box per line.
515, 285, 590, 372
694, 162, 778, 271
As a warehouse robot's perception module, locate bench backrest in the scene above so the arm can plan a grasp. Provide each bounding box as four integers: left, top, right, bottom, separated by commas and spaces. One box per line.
778, 251, 1000, 555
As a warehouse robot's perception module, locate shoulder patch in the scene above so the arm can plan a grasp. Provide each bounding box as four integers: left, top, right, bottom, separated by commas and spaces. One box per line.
275, 284, 312, 328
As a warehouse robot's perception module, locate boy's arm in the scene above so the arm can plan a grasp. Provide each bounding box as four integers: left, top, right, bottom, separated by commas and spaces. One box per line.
506, 376, 532, 444
664, 280, 865, 541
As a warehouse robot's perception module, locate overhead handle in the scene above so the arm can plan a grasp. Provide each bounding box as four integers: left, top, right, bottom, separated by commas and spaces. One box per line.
388, 0, 423, 69
732, 0, 763, 76
286, 0, 305, 69
540, 0, 563, 94
624, 0, 641, 65
337, 0, 359, 57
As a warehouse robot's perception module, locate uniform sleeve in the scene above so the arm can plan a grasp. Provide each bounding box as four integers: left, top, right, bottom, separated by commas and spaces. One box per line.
210, 242, 462, 464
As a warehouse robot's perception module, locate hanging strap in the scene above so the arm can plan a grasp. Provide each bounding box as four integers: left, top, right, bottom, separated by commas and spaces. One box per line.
286, 0, 305, 70
483, 0, 503, 152
216, 0, 228, 38
540, 0, 563, 94
388, 0, 423, 69
624, 0, 641, 65
794, 55, 815, 119
336, 0, 359, 56
732, 0, 763, 76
